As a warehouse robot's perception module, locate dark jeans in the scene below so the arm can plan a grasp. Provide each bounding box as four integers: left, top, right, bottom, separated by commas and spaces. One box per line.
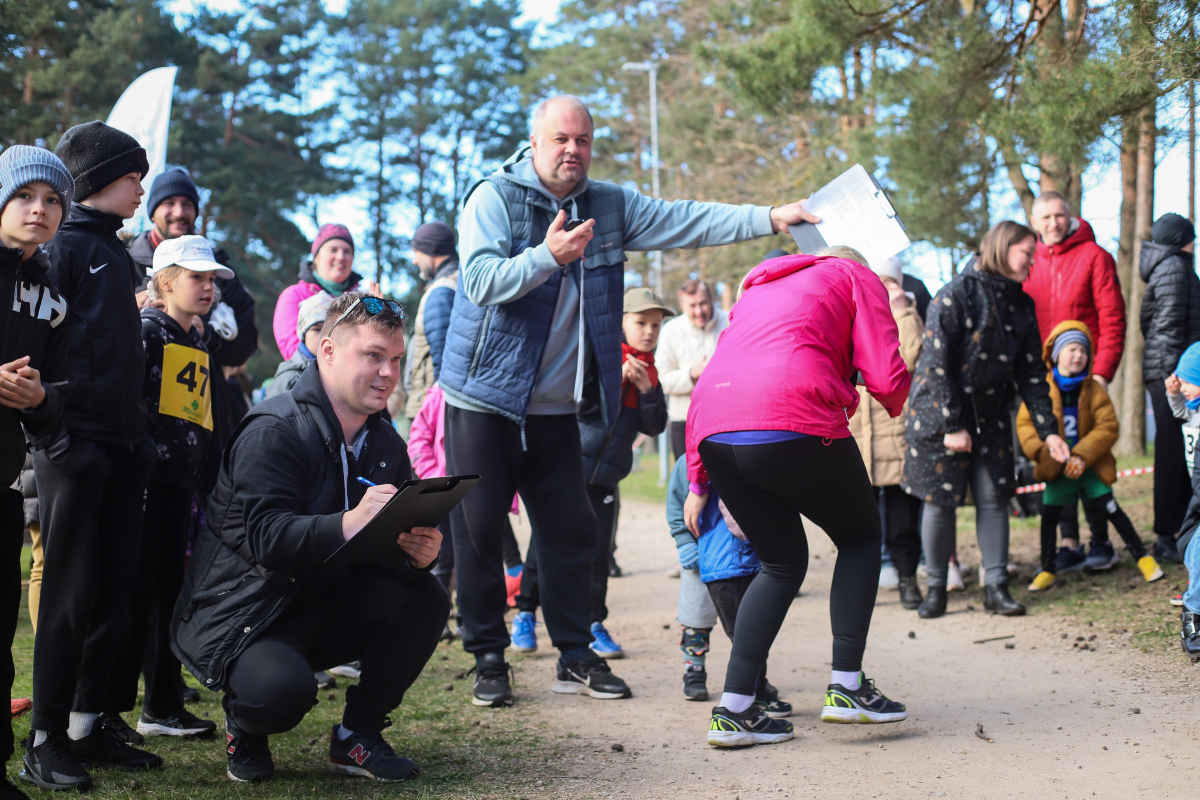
444, 407, 597, 655
224, 567, 448, 736
699, 436, 881, 695
0, 489, 23, 760
1149, 381, 1191, 538
670, 421, 687, 464
879, 485, 922, 578
107, 481, 193, 717
30, 436, 156, 732
516, 483, 617, 624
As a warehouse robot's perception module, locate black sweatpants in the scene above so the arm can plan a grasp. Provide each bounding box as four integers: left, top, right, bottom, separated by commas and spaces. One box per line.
433, 510, 522, 599
698, 436, 881, 695
516, 483, 617, 624
444, 407, 597, 655
106, 481, 193, 718
223, 567, 448, 736
1149, 381, 1192, 538
670, 421, 687, 464
706, 575, 768, 689
0, 489, 23, 761
30, 436, 156, 732
1040, 494, 1147, 574
879, 485, 922, 579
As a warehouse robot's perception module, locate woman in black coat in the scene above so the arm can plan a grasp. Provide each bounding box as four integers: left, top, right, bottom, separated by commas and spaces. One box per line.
903, 221, 1069, 619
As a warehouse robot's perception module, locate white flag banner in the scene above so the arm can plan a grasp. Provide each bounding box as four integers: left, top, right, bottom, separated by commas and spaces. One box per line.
106, 66, 178, 234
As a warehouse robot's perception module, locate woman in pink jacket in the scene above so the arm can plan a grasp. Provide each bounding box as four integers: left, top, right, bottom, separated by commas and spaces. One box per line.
684, 252, 911, 748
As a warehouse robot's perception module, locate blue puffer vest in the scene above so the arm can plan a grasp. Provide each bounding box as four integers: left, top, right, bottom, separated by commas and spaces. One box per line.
441, 174, 627, 432
698, 492, 761, 583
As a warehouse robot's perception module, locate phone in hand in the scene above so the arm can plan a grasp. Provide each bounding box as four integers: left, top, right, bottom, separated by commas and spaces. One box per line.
564, 218, 585, 231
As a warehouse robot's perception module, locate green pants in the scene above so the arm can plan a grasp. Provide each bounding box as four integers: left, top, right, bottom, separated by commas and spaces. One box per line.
1042, 468, 1110, 507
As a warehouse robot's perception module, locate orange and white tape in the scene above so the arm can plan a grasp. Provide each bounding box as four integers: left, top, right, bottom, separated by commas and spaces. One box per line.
1014, 465, 1155, 495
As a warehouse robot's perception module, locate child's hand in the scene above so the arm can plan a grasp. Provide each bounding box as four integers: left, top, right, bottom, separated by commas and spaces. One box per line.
0, 357, 45, 410
1046, 434, 1071, 463
622, 355, 653, 393
1063, 455, 1086, 480
1166, 374, 1183, 395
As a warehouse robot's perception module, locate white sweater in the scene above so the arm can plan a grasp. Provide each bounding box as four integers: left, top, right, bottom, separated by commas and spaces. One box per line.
656, 308, 730, 421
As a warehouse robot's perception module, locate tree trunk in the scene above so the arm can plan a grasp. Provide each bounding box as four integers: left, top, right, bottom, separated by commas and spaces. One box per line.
1108, 114, 1139, 439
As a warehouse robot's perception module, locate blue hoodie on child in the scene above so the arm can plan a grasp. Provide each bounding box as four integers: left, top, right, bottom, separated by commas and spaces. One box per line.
665, 456, 759, 582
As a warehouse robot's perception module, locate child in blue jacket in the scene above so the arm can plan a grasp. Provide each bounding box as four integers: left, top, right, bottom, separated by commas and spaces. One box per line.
666, 456, 789, 715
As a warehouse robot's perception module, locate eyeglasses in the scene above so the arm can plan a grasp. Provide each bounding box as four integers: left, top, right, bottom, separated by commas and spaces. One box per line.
327, 295, 406, 338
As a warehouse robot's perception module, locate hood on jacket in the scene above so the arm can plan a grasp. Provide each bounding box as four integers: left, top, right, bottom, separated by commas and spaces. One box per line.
1036, 217, 1095, 258
1042, 319, 1094, 376
490, 145, 590, 208
296, 255, 363, 287
741, 254, 821, 291
64, 201, 126, 235
1138, 240, 1192, 282
141, 306, 193, 340
0, 245, 52, 281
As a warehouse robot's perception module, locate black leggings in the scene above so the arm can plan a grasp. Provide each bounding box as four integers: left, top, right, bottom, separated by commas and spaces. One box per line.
699, 436, 881, 695
1040, 494, 1147, 574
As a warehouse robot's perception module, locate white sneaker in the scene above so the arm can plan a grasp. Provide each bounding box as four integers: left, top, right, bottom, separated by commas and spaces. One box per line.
327, 663, 361, 680
947, 562, 965, 592
878, 564, 900, 590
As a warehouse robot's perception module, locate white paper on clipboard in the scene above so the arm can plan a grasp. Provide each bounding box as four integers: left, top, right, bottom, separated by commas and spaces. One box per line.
802, 164, 911, 266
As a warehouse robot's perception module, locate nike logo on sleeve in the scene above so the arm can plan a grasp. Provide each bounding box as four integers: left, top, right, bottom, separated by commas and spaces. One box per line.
89, 263, 108, 274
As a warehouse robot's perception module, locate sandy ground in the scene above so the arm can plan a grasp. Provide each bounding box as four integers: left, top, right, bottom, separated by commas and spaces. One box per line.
504, 498, 1200, 800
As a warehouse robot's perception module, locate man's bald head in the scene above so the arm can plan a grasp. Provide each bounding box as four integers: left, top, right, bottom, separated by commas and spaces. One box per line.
529, 95, 594, 199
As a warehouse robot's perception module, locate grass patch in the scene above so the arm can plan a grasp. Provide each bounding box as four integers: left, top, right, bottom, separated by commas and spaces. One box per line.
8, 591, 556, 798
619, 454, 668, 505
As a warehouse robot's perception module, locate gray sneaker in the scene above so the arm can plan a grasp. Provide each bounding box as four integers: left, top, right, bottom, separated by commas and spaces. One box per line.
1083, 540, 1118, 572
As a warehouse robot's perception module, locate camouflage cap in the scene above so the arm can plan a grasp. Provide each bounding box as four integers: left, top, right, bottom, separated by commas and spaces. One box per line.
623, 287, 676, 316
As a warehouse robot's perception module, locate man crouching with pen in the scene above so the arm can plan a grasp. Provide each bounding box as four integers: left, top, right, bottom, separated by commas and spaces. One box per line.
172, 291, 448, 784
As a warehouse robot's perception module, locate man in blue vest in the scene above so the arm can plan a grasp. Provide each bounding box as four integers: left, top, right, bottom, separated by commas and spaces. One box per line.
441, 95, 819, 707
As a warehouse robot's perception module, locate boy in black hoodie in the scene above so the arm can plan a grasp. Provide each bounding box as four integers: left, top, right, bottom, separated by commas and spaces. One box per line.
24, 122, 162, 792
0, 145, 74, 800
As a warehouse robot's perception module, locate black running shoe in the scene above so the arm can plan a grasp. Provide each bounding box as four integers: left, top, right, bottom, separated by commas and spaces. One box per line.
21, 731, 92, 792
225, 713, 274, 783
181, 686, 201, 704
821, 673, 907, 724
552, 651, 632, 699
328, 722, 420, 781
1182, 611, 1200, 662
467, 652, 515, 708
1155, 536, 1183, 563
707, 705, 794, 747
138, 708, 217, 738
98, 711, 144, 745
755, 681, 793, 718
315, 671, 337, 690
682, 665, 709, 701
67, 724, 163, 771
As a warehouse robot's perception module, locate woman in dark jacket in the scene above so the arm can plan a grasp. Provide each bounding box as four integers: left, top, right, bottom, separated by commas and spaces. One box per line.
1140, 213, 1200, 561
903, 221, 1069, 619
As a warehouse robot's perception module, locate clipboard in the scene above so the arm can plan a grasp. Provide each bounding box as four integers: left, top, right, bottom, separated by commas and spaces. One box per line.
786, 164, 910, 266
325, 475, 480, 569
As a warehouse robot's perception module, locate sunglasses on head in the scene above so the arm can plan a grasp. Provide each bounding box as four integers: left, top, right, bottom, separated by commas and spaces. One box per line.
328, 295, 406, 338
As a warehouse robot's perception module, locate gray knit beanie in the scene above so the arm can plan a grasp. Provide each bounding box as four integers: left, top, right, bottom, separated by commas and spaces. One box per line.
0, 146, 75, 214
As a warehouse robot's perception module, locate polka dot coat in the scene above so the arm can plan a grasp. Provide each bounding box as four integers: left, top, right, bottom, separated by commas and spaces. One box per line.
901, 263, 1058, 508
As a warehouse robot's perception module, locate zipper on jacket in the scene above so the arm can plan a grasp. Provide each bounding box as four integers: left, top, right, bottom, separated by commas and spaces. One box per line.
589, 418, 621, 484
843, 406, 851, 423
468, 307, 494, 378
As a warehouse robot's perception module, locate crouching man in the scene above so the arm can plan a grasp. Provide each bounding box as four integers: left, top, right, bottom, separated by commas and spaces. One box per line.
172, 292, 448, 783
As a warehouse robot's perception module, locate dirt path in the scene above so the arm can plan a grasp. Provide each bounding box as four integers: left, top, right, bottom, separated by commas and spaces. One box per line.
508, 499, 1200, 800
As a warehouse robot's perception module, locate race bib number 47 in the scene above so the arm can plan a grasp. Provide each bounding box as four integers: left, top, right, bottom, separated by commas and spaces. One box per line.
160, 343, 213, 431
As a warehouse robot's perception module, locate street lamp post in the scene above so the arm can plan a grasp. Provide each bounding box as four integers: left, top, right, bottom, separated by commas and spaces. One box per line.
622, 60, 670, 485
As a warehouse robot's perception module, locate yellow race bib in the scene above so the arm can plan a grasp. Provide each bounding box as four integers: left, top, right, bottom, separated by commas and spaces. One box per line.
159, 343, 214, 431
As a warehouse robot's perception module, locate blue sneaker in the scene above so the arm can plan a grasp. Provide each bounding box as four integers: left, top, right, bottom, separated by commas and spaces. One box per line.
1054, 546, 1087, 574
589, 622, 624, 659
1083, 539, 1118, 572
510, 611, 538, 653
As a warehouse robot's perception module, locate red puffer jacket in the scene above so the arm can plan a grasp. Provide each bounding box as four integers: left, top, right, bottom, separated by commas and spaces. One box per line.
1023, 218, 1126, 382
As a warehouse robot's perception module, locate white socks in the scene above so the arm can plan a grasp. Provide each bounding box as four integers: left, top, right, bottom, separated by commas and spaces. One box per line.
32, 730, 47, 747
67, 712, 99, 741
718, 692, 755, 713
336, 724, 355, 741
832, 670, 862, 691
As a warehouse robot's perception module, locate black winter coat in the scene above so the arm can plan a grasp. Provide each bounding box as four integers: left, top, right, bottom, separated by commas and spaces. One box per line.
902, 262, 1058, 508
1139, 241, 1200, 383
0, 246, 68, 486
43, 203, 147, 449
171, 363, 420, 691
578, 366, 668, 490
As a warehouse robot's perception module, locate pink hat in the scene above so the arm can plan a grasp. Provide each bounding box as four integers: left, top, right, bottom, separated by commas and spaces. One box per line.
311, 223, 354, 258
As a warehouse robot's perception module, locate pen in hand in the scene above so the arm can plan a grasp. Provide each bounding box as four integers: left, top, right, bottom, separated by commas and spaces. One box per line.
356, 477, 377, 487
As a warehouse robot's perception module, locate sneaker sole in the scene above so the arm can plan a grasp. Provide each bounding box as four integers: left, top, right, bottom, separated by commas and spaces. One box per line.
1143, 567, 1165, 582
551, 680, 631, 699
1057, 563, 1087, 574
683, 692, 710, 701
329, 760, 417, 781
1171, 597, 1185, 606
227, 768, 274, 783
509, 644, 537, 654
1083, 557, 1120, 572
588, 646, 624, 659
327, 668, 362, 680
20, 761, 92, 792
821, 707, 907, 724
137, 721, 212, 738
707, 730, 793, 747
471, 694, 515, 708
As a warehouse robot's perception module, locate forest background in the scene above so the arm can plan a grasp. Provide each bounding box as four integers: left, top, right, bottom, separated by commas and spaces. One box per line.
1, 0, 1197, 452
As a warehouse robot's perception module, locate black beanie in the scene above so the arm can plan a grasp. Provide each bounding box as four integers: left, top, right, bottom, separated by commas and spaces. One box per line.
148, 167, 200, 218
54, 121, 149, 202
1152, 213, 1196, 248
412, 221, 457, 256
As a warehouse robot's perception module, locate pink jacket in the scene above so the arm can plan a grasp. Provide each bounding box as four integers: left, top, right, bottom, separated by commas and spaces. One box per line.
685, 255, 911, 485
273, 279, 360, 359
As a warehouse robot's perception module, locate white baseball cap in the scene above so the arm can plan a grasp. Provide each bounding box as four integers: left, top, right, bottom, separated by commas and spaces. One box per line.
150, 234, 235, 279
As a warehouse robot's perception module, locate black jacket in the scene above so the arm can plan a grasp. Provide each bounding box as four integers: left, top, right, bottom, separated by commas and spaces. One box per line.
141, 308, 222, 492
0, 246, 69, 486
43, 203, 147, 449
171, 363, 418, 691
1139, 241, 1200, 383
578, 364, 667, 489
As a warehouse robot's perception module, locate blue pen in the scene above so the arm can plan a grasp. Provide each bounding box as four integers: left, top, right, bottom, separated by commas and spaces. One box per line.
356, 477, 377, 487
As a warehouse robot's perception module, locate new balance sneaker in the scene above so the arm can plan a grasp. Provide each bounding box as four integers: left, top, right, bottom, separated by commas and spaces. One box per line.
1028, 570, 1057, 591
468, 652, 515, 708
707, 705, 794, 747
21, 732, 92, 792
328, 662, 362, 680
225, 714, 274, 783
98, 710, 144, 745
682, 665, 709, 701
1084, 540, 1119, 572
821, 674, 907, 724
1055, 546, 1087, 573
552, 651, 632, 699
138, 708, 217, 738
589, 622, 624, 659
329, 723, 420, 781
755, 681, 792, 718
510, 611, 538, 654
67, 724, 163, 771
1138, 555, 1164, 583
